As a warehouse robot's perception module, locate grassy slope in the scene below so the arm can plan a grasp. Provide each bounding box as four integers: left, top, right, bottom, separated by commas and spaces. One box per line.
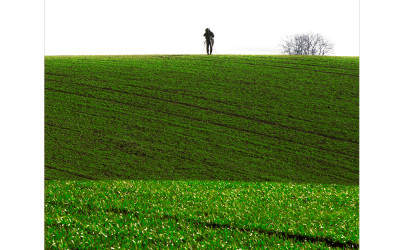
45, 55, 359, 185
46, 180, 358, 249
45, 55, 359, 248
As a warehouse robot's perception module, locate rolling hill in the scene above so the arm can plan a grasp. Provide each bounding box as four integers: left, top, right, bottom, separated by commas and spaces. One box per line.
45, 55, 359, 185
45, 55, 359, 248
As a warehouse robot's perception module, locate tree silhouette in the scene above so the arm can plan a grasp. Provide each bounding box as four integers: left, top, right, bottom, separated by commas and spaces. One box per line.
281, 33, 334, 56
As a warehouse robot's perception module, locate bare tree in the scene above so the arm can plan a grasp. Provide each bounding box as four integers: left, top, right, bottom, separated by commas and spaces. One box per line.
281, 33, 334, 56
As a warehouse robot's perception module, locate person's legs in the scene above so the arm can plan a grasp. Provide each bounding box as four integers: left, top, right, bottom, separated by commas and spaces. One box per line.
209, 38, 214, 55
206, 41, 210, 55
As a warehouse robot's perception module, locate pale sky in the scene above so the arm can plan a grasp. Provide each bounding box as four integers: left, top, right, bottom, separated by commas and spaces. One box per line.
45, 0, 359, 56
46, 0, 359, 56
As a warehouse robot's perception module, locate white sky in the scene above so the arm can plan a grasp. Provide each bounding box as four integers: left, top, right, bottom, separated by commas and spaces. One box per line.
45, 0, 359, 56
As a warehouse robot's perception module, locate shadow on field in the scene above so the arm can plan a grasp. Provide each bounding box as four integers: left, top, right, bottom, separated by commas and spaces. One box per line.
46, 196, 358, 248
162, 215, 359, 249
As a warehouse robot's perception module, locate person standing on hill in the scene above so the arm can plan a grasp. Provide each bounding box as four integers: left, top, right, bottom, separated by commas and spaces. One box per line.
203, 28, 214, 55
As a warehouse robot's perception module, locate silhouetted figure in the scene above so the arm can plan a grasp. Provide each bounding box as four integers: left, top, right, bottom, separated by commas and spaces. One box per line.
203, 28, 214, 55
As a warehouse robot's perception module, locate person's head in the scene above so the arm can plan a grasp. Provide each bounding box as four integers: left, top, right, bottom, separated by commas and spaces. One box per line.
205, 28, 210, 33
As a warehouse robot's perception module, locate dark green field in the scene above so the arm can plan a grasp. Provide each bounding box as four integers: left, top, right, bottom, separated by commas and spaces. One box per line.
45, 55, 359, 248
45, 55, 358, 184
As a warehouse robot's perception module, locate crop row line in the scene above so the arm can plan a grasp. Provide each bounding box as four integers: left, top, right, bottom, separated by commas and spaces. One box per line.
46, 127, 264, 182
243, 62, 359, 77
266, 57, 359, 71
180, 57, 359, 77
47, 111, 358, 183
45, 165, 97, 180
45, 78, 357, 144
45, 87, 337, 155
156, 214, 360, 249
50, 72, 359, 127
46, 88, 358, 172
112, 71, 352, 112
194, 220, 359, 248
45, 86, 357, 158
45, 116, 264, 168
45, 191, 359, 248
258, 57, 358, 72
49, 76, 325, 131
47, 68, 359, 125
110, 72, 359, 126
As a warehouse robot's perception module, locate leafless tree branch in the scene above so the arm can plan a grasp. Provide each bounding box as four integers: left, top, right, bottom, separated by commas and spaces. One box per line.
281, 33, 334, 56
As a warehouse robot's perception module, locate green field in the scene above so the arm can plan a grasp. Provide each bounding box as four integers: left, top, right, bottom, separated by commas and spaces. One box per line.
45, 55, 359, 248
46, 181, 358, 249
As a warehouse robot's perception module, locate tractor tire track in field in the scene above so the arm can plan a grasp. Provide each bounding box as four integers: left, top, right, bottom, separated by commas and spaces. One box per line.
183, 57, 359, 77
46, 127, 261, 182
46, 100, 356, 176
45, 101, 340, 166
47, 103, 265, 161
271, 58, 359, 72
45, 55, 358, 184
47, 72, 359, 134
45, 165, 97, 180
45, 87, 357, 160
212, 55, 359, 71
242, 62, 359, 77
46, 85, 357, 160
162, 214, 359, 249
45, 80, 357, 144
247, 57, 358, 72
46, 85, 358, 163
97, 75, 359, 132
46, 111, 357, 184
198, 222, 359, 249
46, 88, 358, 182
46, 108, 270, 169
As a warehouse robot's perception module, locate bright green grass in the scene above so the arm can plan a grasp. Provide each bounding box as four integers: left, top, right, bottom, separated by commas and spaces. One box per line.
45, 180, 359, 249
45, 55, 359, 248
45, 55, 358, 184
